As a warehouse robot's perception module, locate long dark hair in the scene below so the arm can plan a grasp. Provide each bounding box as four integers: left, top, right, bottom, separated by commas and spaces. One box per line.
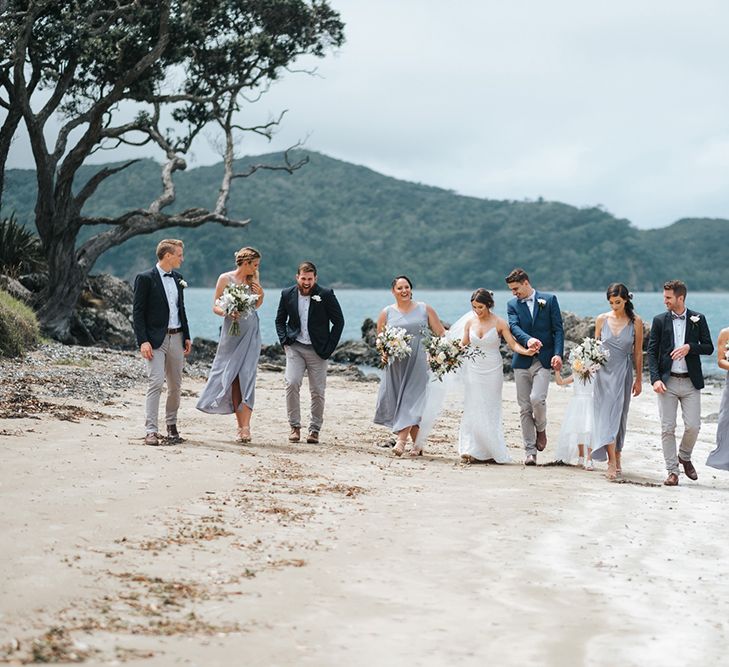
606, 283, 635, 322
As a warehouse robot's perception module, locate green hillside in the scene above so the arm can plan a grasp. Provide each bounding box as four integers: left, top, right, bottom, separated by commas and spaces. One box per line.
3, 150, 726, 290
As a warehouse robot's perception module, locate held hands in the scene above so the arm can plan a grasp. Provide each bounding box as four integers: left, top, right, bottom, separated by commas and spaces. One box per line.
670, 343, 690, 361
653, 380, 667, 394
140, 342, 153, 360
527, 337, 543, 351
550, 355, 563, 372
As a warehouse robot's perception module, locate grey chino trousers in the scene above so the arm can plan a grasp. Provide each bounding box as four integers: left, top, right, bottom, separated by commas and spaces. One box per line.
658, 376, 701, 474
144, 332, 184, 435
284, 342, 328, 433
514, 357, 551, 455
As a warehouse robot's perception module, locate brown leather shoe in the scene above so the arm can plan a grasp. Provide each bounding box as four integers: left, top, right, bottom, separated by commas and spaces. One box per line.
144, 432, 160, 446
679, 457, 698, 481
525, 454, 537, 466
306, 430, 319, 444
288, 427, 301, 443
535, 430, 547, 451
663, 472, 679, 486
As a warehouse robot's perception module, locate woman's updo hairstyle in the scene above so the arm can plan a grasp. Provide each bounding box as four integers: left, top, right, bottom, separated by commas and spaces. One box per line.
606, 282, 635, 322
235, 247, 261, 266
391, 275, 413, 289
471, 288, 495, 309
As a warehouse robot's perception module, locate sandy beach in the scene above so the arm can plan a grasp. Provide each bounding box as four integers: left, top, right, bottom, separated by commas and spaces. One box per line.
1, 345, 728, 666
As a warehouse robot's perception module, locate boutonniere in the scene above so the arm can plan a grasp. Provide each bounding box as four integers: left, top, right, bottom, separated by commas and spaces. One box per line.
178, 279, 188, 289
689, 314, 700, 325
537, 298, 546, 309
311, 294, 322, 302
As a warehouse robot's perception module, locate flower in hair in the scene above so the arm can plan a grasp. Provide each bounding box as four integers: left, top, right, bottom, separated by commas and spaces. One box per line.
628, 292, 634, 300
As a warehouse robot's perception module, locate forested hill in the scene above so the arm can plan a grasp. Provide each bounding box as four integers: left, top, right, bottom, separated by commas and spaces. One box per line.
3, 150, 727, 290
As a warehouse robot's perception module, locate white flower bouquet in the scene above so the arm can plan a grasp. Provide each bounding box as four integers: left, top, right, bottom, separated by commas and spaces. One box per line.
375, 325, 413, 367
422, 333, 482, 381
569, 336, 610, 382
215, 283, 259, 336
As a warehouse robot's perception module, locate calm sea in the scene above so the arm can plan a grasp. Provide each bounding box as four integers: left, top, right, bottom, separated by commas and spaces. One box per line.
184, 288, 729, 374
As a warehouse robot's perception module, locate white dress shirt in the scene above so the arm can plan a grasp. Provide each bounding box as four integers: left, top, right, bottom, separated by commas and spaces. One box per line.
670, 309, 688, 373
521, 290, 537, 319
156, 264, 181, 329
296, 291, 312, 344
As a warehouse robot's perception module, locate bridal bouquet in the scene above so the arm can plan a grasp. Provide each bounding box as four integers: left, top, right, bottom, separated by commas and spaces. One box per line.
569, 336, 610, 381
422, 333, 482, 381
215, 283, 259, 336
375, 325, 413, 366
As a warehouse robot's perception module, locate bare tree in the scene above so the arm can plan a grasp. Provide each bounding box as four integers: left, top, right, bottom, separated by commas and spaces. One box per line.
0, 0, 344, 342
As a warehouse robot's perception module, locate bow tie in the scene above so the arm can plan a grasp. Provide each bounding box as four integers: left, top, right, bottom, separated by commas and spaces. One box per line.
671, 313, 685, 320
520, 298, 533, 304
163, 272, 174, 278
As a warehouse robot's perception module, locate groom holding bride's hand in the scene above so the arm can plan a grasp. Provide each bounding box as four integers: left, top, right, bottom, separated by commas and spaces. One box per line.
506, 268, 564, 465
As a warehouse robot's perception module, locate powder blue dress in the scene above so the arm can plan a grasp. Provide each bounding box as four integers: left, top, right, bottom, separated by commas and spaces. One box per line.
592, 319, 634, 461
706, 373, 729, 470
374, 303, 429, 432
196, 282, 261, 415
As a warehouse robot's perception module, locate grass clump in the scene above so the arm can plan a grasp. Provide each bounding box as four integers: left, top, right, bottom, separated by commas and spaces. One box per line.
0, 287, 41, 357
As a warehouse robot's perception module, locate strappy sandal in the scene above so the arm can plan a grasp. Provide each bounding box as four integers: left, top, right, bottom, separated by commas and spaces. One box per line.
409, 443, 423, 457
393, 439, 406, 457
237, 427, 251, 444
606, 462, 617, 480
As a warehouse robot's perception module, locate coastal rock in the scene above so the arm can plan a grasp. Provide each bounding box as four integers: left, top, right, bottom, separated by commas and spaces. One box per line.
188, 337, 219, 365
75, 274, 136, 348
330, 340, 380, 366
562, 311, 595, 343
17, 272, 48, 293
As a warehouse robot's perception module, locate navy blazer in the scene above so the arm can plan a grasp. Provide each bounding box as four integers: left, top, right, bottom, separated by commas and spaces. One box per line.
507, 291, 564, 370
647, 309, 713, 390
275, 284, 344, 360
132, 267, 190, 349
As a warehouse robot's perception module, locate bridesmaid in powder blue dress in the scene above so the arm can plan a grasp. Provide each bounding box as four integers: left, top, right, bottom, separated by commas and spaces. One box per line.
591, 283, 643, 480
197, 247, 263, 443
373, 275, 445, 456
706, 327, 729, 471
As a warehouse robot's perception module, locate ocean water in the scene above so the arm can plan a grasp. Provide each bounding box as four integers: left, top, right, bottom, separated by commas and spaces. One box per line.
184, 288, 729, 374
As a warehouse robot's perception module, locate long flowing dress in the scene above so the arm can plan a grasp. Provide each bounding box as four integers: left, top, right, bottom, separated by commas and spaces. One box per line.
458, 327, 511, 462
554, 375, 594, 463
592, 319, 634, 461
706, 372, 729, 470
374, 303, 429, 432
196, 282, 261, 415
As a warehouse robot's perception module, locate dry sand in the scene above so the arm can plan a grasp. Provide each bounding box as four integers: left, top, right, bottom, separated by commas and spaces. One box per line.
1, 358, 728, 666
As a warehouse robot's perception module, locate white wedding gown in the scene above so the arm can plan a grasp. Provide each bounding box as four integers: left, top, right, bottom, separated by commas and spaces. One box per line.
459, 327, 512, 463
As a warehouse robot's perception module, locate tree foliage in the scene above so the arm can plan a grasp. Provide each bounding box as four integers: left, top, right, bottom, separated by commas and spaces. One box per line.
7, 151, 725, 292
0, 0, 344, 342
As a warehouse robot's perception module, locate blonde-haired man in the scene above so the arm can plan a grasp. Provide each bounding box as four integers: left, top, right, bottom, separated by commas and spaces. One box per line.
132, 239, 192, 445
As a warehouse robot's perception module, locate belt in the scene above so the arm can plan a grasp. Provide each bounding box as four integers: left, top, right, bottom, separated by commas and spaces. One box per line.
670, 372, 689, 378
167, 327, 183, 334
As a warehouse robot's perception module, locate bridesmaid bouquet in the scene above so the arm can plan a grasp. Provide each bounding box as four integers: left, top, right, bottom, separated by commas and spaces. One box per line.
375, 326, 413, 366
215, 284, 259, 336
422, 334, 481, 381
569, 337, 610, 381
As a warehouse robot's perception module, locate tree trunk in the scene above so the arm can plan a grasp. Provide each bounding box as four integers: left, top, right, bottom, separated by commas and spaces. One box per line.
36, 231, 94, 345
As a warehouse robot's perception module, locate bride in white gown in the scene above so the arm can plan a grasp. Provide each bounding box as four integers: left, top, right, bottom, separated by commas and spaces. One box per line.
458, 289, 537, 463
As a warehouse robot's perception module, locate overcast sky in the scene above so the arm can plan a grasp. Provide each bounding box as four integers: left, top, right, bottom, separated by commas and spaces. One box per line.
7, 0, 729, 229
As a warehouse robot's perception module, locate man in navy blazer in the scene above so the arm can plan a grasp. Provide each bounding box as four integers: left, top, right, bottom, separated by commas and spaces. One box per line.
506, 268, 564, 465
275, 261, 344, 444
647, 280, 713, 485
132, 239, 192, 446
